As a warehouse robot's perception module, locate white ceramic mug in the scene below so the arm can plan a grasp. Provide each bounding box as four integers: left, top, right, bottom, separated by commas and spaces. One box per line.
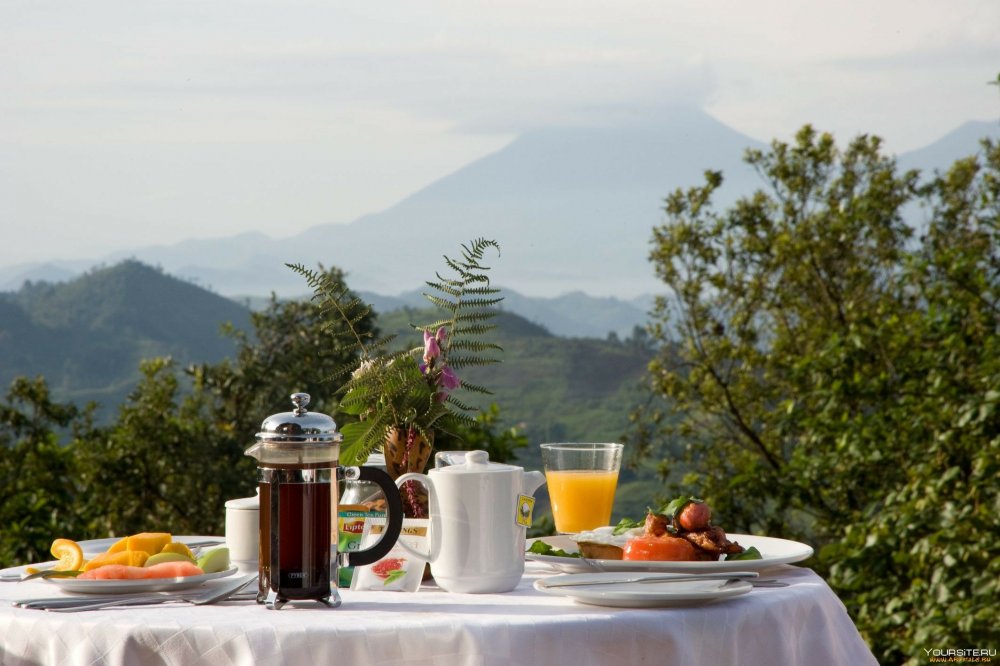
225, 492, 260, 563
394, 450, 545, 593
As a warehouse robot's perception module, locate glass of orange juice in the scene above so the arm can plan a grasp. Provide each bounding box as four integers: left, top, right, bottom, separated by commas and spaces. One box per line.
540, 442, 623, 533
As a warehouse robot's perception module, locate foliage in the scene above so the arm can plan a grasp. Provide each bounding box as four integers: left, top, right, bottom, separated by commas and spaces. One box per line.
636, 126, 1000, 663
76, 273, 380, 537
186, 268, 379, 457
0, 378, 98, 565
288, 239, 504, 466
74, 358, 242, 536
0, 275, 379, 565
434, 402, 529, 464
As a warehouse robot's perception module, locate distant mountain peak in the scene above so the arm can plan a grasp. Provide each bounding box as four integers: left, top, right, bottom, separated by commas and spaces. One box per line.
3, 115, 998, 307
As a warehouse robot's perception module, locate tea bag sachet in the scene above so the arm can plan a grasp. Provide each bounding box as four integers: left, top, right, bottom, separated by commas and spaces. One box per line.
351, 518, 429, 592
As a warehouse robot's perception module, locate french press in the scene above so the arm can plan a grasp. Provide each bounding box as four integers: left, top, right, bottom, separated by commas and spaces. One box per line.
245, 393, 403, 609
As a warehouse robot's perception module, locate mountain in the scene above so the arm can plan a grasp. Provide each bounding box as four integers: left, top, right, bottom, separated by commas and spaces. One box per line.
3, 113, 998, 314
0, 261, 252, 417
896, 120, 1000, 174
359, 288, 649, 339
0, 108, 766, 299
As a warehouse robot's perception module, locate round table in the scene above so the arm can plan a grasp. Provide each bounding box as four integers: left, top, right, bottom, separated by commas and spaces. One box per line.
0, 558, 876, 665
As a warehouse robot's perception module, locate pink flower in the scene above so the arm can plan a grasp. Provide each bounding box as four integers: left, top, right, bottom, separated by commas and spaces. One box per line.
439, 365, 461, 390
423, 329, 441, 363
435, 327, 447, 344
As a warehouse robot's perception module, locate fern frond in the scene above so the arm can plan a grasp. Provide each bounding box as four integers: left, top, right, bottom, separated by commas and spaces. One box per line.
444, 394, 479, 413
450, 339, 502, 352
447, 297, 503, 309
424, 281, 462, 298
455, 311, 499, 323
424, 294, 458, 311
448, 354, 501, 369
452, 325, 498, 337
458, 380, 493, 395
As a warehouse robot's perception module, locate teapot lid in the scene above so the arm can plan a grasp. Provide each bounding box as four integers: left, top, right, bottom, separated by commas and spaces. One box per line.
433, 450, 518, 474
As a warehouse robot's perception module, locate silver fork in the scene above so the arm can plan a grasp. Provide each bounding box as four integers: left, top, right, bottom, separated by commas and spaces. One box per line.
32, 574, 257, 612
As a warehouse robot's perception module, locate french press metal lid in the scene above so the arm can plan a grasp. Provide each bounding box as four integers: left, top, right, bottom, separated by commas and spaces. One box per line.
245, 393, 343, 466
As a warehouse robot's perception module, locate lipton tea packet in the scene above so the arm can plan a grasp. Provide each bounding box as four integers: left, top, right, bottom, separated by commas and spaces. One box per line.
351, 518, 429, 592
337, 504, 384, 587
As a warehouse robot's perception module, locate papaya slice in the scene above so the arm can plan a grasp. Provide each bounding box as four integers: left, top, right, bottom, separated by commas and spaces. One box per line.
125, 532, 172, 556
106, 536, 128, 554
82, 549, 149, 571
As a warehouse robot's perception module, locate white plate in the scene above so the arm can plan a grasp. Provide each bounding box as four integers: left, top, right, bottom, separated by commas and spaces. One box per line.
45, 567, 238, 594
534, 572, 753, 608
527, 533, 813, 574
1, 536, 224, 576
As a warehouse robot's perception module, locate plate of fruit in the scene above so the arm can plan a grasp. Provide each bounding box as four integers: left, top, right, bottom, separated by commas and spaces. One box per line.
527, 497, 813, 574
23, 533, 238, 593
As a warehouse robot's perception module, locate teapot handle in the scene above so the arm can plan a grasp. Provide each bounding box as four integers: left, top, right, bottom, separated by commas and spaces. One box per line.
393, 473, 435, 562
523, 470, 546, 496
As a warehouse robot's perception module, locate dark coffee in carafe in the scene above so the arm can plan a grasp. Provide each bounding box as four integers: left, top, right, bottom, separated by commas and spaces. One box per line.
258, 468, 333, 600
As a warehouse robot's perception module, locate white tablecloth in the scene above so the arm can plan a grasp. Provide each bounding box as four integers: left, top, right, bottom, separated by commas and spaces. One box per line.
0, 562, 875, 666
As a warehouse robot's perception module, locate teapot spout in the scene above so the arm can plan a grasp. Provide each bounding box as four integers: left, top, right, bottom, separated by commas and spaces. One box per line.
523, 470, 546, 496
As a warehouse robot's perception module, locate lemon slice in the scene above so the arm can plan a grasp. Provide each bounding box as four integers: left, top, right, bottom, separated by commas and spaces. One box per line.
50, 538, 84, 572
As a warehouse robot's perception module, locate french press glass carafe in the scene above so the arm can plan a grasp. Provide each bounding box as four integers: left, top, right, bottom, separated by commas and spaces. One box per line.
245, 393, 403, 609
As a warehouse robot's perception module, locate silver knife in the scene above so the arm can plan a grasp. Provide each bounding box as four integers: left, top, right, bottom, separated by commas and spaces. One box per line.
14, 595, 132, 609
541, 571, 759, 588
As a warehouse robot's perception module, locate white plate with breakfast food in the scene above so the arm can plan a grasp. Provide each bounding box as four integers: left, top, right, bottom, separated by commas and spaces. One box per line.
527, 533, 812, 573
526, 496, 813, 574
534, 572, 754, 608
44, 567, 239, 594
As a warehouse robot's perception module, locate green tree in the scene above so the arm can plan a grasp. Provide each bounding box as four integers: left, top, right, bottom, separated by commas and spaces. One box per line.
0, 377, 99, 565
637, 126, 999, 663
74, 358, 246, 536
188, 267, 377, 450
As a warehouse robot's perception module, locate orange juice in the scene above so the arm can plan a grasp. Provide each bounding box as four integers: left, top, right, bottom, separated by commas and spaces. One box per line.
545, 469, 619, 533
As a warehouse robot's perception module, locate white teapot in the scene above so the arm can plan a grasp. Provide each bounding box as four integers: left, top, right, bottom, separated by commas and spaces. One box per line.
394, 450, 546, 593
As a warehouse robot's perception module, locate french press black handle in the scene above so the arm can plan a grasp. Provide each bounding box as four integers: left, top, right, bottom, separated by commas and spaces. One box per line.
343, 466, 405, 567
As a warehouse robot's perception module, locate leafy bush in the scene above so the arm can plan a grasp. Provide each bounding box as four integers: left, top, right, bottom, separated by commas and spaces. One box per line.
637, 126, 1000, 663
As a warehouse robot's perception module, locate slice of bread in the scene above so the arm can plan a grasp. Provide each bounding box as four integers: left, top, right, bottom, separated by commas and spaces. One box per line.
577, 542, 624, 560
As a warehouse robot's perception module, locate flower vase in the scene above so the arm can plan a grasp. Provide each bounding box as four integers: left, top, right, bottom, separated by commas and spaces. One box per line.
384, 425, 434, 518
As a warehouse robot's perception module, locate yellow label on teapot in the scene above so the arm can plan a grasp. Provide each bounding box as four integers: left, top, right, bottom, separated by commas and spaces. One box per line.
515, 494, 535, 527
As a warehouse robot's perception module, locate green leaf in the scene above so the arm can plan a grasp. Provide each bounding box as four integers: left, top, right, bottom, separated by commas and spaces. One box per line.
527, 540, 581, 558
725, 546, 762, 561
612, 517, 644, 535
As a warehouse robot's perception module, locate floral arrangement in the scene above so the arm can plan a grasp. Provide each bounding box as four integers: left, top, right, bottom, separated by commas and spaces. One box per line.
286, 238, 503, 480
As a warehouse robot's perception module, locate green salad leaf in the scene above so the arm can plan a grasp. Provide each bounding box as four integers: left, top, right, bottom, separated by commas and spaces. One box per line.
654, 496, 703, 520
611, 517, 643, 535
725, 546, 762, 561
527, 540, 581, 558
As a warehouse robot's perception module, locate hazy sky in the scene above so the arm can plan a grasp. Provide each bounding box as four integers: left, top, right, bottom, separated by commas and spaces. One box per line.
3, 0, 999, 267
